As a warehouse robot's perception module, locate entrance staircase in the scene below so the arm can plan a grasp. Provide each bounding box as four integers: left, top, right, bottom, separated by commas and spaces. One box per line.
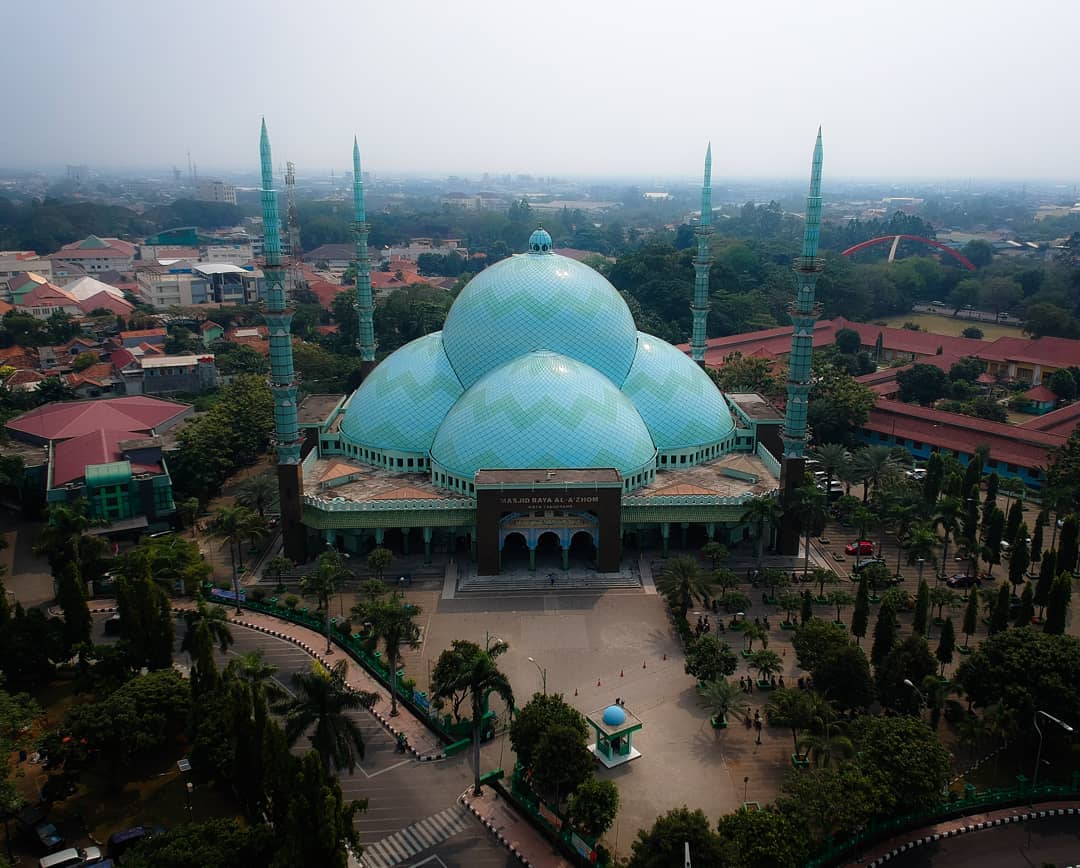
457, 568, 641, 594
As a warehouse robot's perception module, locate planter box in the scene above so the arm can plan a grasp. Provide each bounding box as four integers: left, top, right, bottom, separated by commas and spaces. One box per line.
958, 645, 974, 655
756, 680, 774, 690
791, 754, 810, 768
780, 621, 797, 631
832, 621, 846, 629
711, 715, 728, 729
741, 649, 753, 658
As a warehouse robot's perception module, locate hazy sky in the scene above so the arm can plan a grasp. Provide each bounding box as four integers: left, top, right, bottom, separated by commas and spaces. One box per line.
5, 0, 1078, 180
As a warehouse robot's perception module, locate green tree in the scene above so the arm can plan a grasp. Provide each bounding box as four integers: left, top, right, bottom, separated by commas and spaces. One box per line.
1013, 583, 1035, 627
1030, 510, 1045, 564
1044, 573, 1071, 635
1057, 514, 1079, 575
983, 507, 1004, 576
749, 649, 783, 684
271, 659, 377, 775
366, 546, 394, 582
531, 721, 595, 806
912, 578, 930, 635
935, 617, 956, 675
850, 575, 870, 643
181, 600, 233, 696
698, 678, 750, 726
794, 484, 828, 576
566, 777, 620, 839
876, 634, 936, 713
683, 633, 737, 682
905, 522, 937, 583
922, 452, 945, 507
961, 587, 979, 648
34, 499, 107, 580
209, 505, 262, 612
739, 496, 783, 570
1005, 499, 1024, 547
813, 644, 875, 710
1033, 551, 1056, 619
179, 496, 202, 537
234, 473, 279, 518
115, 572, 174, 670
870, 598, 899, 669
1007, 524, 1030, 595
122, 819, 273, 868
303, 549, 351, 654
792, 618, 848, 672
852, 714, 952, 814
430, 637, 514, 795
988, 581, 1011, 635
776, 765, 886, 850
700, 541, 728, 570
357, 592, 420, 716
981, 472, 999, 527
715, 806, 810, 868
809, 442, 851, 494
764, 687, 818, 753
1048, 368, 1077, 400
509, 693, 588, 772
800, 589, 814, 625
628, 807, 730, 868
656, 556, 713, 619
896, 363, 949, 405
934, 495, 963, 575
54, 560, 91, 655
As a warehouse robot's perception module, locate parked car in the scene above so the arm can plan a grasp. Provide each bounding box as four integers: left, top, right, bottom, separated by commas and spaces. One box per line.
108, 826, 164, 862
845, 540, 875, 556
34, 822, 64, 852
905, 468, 928, 481
947, 574, 982, 589
852, 557, 888, 573
39, 846, 102, 868
103, 614, 122, 636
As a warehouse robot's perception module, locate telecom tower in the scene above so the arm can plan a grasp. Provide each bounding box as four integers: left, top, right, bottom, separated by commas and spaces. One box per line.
284, 161, 305, 297
690, 143, 713, 365
777, 129, 824, 555
259, 119, 307, 562
352, 137, 376, 377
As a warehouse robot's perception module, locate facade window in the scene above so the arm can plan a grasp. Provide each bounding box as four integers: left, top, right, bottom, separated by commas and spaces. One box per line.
1007, 463, 1017, 473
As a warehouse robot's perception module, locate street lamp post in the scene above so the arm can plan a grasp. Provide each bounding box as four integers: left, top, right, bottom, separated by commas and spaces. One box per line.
1032, 709, 1074, 787
903, 678, 926, 716
526, 657, 547, 695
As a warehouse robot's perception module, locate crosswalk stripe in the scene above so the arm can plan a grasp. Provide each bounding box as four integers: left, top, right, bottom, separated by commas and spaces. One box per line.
409, 822, 438, 848
361, 804, 470, 866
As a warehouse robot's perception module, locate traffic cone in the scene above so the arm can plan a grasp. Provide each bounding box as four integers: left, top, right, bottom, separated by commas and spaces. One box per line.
643, 659, 647, 669
620, 669, 624, 678
597, 679, 602, 687
662, 653, 667, 661
574, 687, 578, 697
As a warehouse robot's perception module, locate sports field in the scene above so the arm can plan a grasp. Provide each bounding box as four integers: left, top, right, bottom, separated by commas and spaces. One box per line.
878, 313, 1024, 340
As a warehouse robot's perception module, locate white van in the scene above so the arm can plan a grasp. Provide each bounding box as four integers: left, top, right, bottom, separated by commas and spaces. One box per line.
39, 846, 102, 868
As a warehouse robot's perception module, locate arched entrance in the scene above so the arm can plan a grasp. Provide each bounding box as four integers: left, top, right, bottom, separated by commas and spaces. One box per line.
500, 531, 529, 571
496, 512, 599, 574
535, 531, 563, 572
569, 530, 596, 569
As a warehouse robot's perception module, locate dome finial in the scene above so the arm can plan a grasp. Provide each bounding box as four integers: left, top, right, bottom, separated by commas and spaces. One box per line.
528, 225, 553, 254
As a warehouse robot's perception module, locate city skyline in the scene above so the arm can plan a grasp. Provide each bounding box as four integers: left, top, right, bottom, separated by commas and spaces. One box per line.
3, 0, 1078, 181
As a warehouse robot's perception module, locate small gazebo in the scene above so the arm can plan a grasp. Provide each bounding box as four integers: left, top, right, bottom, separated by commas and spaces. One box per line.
586, 704, 643, 769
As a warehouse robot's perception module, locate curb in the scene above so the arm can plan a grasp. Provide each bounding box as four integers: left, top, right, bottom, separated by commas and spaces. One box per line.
861, 806, 1078, 866
459, 795, 532, 866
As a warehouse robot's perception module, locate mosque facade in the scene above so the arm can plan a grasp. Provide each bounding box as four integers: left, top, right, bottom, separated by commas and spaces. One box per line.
260, 123, 819, 574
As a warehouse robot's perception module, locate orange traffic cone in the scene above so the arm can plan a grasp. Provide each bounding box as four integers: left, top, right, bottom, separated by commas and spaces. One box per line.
620, 669, 624, 677
643, 659, 647, 669
574, 687, 578, 696
662, 653, 667, 661
597, 679, 602, 687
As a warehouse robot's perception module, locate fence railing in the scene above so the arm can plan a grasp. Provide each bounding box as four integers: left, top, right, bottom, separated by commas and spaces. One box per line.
805, 775, 1080, 867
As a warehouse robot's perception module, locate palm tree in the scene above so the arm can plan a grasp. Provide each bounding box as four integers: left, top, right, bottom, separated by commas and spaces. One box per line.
749, 649, 782, 685
656, 556, 713, 619
698, 678, 749, 728
264, 555, 293, 588
765, 687, 817, 753
795, 485, 828, 577
226, 648, 286, 701
741, 620, 768, 652
179, 497, 202, 537
431, 638, 514, 796
234, 473, 279, 518
181, 600, 233, 693
853, 445, 896, 502
797, 703, 854, 768
35, 499, 108, 580
827, 589, 855, 624
886, 499, 922, 576
905, 522, 938, 583
302, 550, 352, 654
933, 495, 964, 576
356, 592, 421, 717
271, 658, 378, 775
810, 443, 851, 495
209, 506, 249, 613
739, 496, 783, 570
851, 506, 879, 544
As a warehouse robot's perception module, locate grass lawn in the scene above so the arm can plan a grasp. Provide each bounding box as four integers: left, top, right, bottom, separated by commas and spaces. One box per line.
877, 313, 1024, 341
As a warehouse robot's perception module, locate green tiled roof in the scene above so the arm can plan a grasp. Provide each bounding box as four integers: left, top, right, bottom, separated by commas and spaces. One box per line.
622, 332, 735, 450
431, 351, 657, 480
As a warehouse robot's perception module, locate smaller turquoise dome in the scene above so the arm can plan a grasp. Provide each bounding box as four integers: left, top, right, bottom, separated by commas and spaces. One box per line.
528, 226, 553, 253
602, 705, 626, 727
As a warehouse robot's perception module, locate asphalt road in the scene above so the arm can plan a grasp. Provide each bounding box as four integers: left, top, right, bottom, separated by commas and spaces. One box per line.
91, 614, 515, 867
882, 813, 1080, 867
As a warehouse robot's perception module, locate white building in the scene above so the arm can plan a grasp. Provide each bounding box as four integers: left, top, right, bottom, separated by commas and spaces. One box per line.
0, 251, 53, 281
49, 235, 136, 273
196, 180, 237, 205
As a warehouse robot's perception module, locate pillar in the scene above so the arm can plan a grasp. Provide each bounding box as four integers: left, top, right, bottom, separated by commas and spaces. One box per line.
469, 526, 477, 561
561, 545, 569, 571
374, 528, 384, 548
680, 522, 689, 549
528, 542, 537, 572
324, 530, 334, 549
706, 523, 716, 542
660, 522, 670, 558
422, 526, 433, 565
401, 527, 410, 555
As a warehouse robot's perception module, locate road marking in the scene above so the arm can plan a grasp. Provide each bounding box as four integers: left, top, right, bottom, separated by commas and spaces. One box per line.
356, 756, 413, 779
360, 805, 469, 867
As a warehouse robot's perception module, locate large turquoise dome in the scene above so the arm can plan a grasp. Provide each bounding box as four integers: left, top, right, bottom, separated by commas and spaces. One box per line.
430, 351, 656, 483
441, 246, 638, 390
339, 332, 462, 455
621, 333, 735, 452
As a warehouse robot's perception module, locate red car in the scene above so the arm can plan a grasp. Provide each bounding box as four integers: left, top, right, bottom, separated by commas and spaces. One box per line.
845, 540, 875, 556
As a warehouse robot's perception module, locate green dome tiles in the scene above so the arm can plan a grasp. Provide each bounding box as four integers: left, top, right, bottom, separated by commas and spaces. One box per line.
430, 352, 656, 480
339, 332, 462, 454
441, 252, 638, 390
621, 333, 736, 450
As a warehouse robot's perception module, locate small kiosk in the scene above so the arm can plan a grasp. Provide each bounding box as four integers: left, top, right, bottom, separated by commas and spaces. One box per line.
587, 704, 643, 769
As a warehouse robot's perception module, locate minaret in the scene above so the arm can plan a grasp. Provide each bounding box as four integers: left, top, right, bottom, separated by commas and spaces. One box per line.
690, 143, 713, 365
352, 137, 376, 376
777, 129, 825, 556
260, 119, 307, 562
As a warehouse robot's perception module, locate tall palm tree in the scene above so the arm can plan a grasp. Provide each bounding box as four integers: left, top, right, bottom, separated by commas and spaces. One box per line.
934, 496, 964, 576
303, 550, 352, 654
853, 445, 896, 502
797, 702, 854, 768
795, 484, 828, 577
656, 556, 713, 619
226, 648, 286, 701
209, 506, 248, 613
809, 443, 851, 495
179, 497, 202, 538
355, 592, 421, 717
181, 600, 233, 694
271, 658, 378, 775
431, 638, 514, 796
905, 522, 938, 583
234, 473, 279, 518
885, 498, 922, 576
34, 499, 108, 581
739, 496, 783, 571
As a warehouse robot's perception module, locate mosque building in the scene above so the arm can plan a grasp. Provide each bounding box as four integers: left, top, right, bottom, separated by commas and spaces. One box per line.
260, 122, 822, 575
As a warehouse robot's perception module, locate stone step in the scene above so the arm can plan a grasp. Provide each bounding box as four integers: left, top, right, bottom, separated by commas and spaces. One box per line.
457, 572, 642, 593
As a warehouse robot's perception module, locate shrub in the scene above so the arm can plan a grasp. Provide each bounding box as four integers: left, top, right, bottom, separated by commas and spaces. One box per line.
250, 588, 266, 602
283, 594, 300, 611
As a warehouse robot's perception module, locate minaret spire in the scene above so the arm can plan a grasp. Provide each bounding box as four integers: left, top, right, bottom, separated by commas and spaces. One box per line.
690, 142, 713, 365
352, 137, 376, 373
260, 119, 306, 561
777, 128, 826, 555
